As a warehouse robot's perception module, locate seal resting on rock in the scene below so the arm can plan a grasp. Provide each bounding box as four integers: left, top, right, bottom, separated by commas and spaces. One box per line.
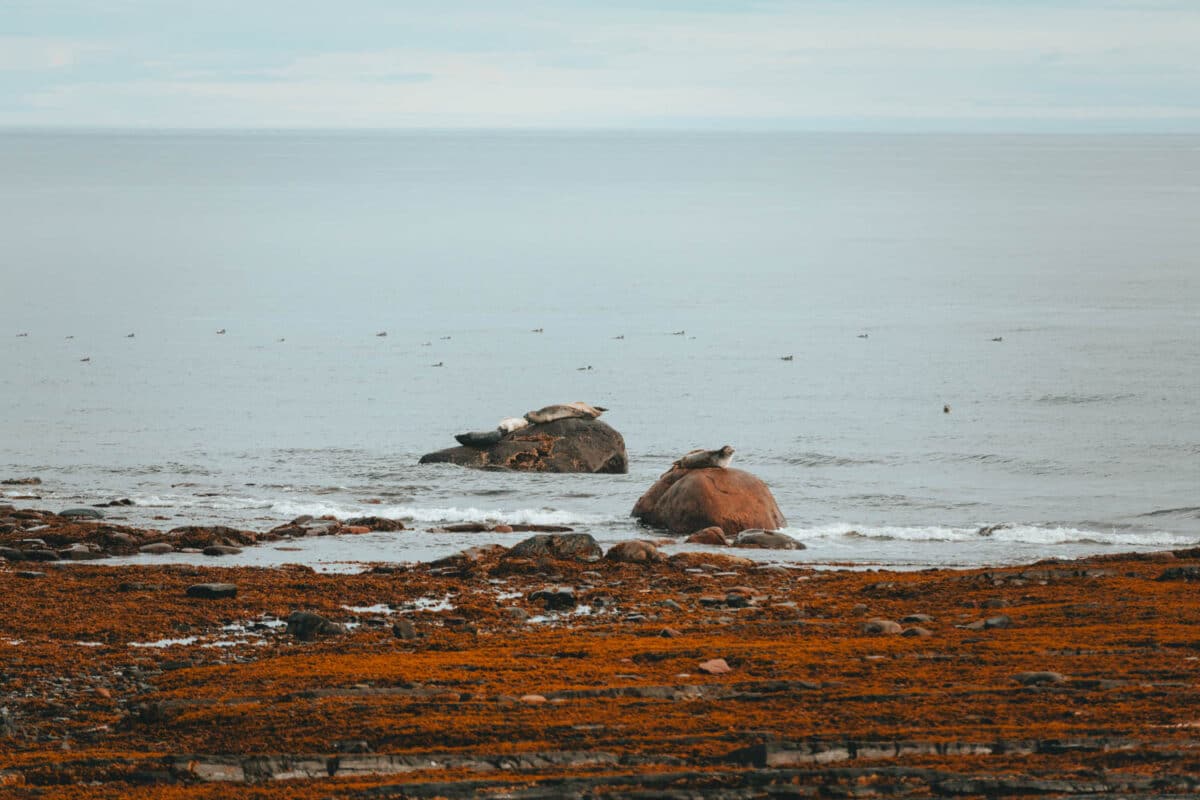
497, 417, 529, 434
632, 463, 785, 537
525, 402, 606, 425
454, 429, 504, 448
673, 445, 734, 470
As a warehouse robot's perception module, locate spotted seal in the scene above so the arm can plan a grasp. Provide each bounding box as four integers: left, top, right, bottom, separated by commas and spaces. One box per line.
524, 402, 606, 425
455, 429, 504, 448
673, 445, 734, 470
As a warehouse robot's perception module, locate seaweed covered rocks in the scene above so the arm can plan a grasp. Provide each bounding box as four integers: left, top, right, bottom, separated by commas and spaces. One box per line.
420, 417, 628, 473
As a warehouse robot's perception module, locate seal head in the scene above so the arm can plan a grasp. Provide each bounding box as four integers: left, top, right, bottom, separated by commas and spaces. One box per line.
674, 445, 735, 470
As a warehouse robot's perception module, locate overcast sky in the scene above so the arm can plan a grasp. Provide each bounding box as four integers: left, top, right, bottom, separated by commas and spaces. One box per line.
2, 0, 1198, 130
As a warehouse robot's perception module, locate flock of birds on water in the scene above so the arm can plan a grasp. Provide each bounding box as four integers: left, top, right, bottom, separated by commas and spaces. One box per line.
13, 328, 1005, 412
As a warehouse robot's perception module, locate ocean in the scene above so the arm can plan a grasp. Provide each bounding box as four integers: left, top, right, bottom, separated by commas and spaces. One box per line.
1, 130, 1197, 569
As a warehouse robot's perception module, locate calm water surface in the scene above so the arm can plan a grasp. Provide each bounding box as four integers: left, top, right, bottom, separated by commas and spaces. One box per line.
1, 131, 1197, 567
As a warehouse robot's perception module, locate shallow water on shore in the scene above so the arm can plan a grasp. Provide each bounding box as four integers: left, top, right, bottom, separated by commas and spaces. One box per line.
2, 131, 1198, 566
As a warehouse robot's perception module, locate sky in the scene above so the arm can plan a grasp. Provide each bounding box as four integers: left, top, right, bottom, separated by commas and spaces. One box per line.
1, 0, 1199, 131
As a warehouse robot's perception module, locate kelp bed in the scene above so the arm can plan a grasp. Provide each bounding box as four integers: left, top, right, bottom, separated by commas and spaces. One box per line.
2, 546, 1200, 798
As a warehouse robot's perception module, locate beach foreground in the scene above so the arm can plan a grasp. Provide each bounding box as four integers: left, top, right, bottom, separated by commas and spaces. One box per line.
3, 540, 1200, 798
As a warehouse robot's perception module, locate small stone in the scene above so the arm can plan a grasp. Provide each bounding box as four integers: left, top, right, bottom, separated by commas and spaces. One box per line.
982, 598, 1011, 609
901, 613, 933, 623
732, 529, 804, 550
59, 508, 104, 519
984, 614, 1012, 629
16, 571, 45, 579
186, 583, 237, 599
660, 627, 682, 638
902, 626, 933, 638
138, 542, 174, 554
698, 658, 732, 675
528, 586, 576, 611
862, 619, 903, 635
604, 540, 665, 564
286, 611, 345, 641
392, 619, 419, 640
1013, 671, 1066, 686
686, 526, 729, 546
520, 694, 547, 704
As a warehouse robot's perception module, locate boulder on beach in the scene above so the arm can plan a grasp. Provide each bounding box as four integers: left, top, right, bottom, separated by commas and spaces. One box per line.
605, 540, 665, 564
632, 466, 786, 537
419, 417, 627, 474
505, 533, 602, 562
732, 529, 804, 550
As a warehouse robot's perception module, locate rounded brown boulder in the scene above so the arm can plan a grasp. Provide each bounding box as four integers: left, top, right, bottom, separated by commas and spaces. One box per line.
631, 467, 786, 538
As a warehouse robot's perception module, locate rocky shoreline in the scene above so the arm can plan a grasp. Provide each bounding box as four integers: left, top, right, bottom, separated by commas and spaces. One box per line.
2, 512, 1200, 798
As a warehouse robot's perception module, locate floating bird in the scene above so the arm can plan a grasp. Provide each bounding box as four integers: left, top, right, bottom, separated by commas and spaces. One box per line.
991, 336, 1003, 342
420, 341, 431, 346
858, 333, 869, 339
943, 404, 951, 414
613, 335, 624, 340
531, 328, 543, 333
431, 362, 444, 367
65, 335, 74, 340
576, 365, 593, 371
216, 328, 226, 335
126, 333, 135, 338
376, 331, 387, 337
672, 330, 685, 336
79, 357, 91, 363
16, 333, 28, 337
277, 338, 286, 343
440, 336, 452, 340
781, 355, 793, 361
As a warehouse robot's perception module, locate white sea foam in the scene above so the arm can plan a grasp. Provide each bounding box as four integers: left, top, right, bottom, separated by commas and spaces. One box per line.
781, 524, 1197, 547
268, 501, 607, 527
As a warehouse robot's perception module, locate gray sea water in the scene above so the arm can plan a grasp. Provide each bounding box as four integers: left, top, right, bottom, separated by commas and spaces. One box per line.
1, 130, 1197, 568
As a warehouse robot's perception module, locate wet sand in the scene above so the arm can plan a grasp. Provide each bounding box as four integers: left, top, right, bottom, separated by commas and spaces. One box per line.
2, 512, 1200, 798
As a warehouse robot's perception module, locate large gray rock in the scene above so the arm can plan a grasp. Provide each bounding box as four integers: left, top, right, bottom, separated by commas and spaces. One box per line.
506, 533, 602, 562
420, 417, 627, 474
732, 529, 804, 550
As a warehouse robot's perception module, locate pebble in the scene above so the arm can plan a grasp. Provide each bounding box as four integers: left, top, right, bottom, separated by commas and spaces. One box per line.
59, 508, 104, 520
392, 619, 419, 640
520, 694, 547, 704
138, 543, 174, 555
862, 619, 903, 635
902, 626, 933, 638
901, 613, 933, 623
502, 607, 530, 622
1013, 671, 1066, 686
698, 658, 731, 675
185, 583, 237, 599
286, 611, 345, 641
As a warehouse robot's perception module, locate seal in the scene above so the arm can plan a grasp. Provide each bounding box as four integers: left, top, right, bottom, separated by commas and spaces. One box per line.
673, 445, 735, 470
524, 402, 607, 425
455, 429, 504, 448
497, 417, 529, 434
